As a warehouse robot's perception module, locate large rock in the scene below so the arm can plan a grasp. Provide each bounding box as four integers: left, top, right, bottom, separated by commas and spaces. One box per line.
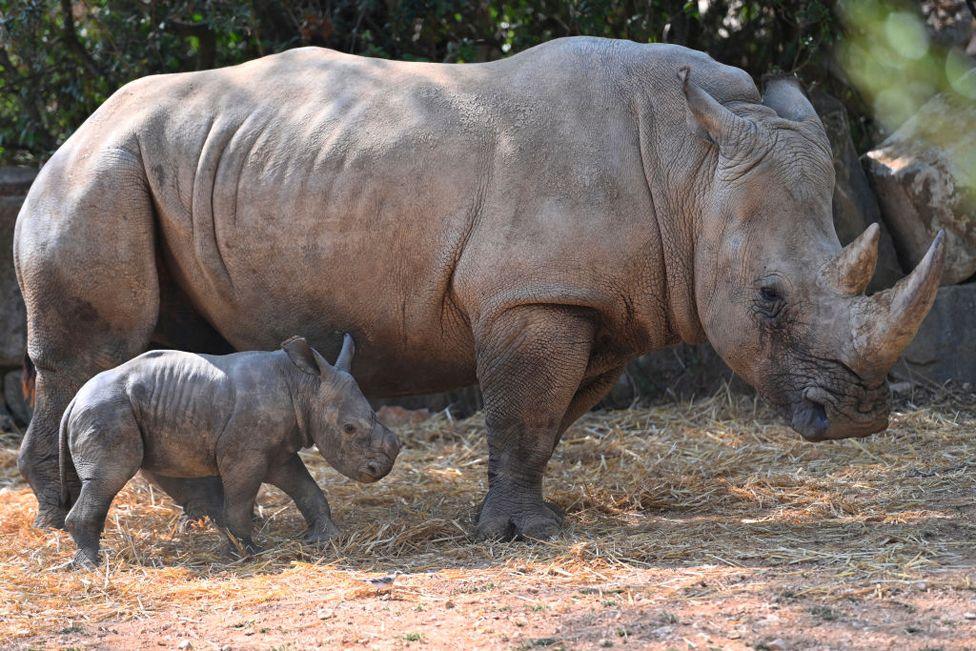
3, 369, 31, 426
891, 283, 976, 385
811, 90, 903, 291
864, 69, 976, 285
0, 167, 34, 368
0, 167, 36, 196
922, 1, 976, 54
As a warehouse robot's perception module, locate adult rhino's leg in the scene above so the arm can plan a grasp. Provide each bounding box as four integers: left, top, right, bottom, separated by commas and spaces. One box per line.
141, 474, 226, 524
141, 267, 233, 523
473, 305, 595, 541
16, 151, 159, 529
558, 367, 627, 437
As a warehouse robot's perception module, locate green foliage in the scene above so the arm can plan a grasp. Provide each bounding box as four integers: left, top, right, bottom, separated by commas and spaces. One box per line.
0, 0, 840, 164
839, 0, 976, 130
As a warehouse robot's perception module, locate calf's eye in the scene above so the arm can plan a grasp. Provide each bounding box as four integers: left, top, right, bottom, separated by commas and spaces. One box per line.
343, 423, 357, 434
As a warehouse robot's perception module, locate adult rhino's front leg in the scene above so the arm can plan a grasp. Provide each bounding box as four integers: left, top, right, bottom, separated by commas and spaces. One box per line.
473, 305, 595, 541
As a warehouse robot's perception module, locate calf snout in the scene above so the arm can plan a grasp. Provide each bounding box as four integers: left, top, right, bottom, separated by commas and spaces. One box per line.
358, 426, 401, 482
379, 427, 401, 458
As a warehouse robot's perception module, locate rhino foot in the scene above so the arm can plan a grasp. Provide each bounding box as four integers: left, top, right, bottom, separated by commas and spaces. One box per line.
65, 548, 100, 570
303, 523, 341, 546
223, 536, 264, 560
34, 506, 67, 531
474, 488, 564, 542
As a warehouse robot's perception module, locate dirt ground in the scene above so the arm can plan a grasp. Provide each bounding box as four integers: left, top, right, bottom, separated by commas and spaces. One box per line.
2, 394, 976, 650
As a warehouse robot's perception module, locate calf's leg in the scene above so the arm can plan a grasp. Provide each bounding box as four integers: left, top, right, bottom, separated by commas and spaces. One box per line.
64, 412, 143, 568
217, 457, 267, 557
265, 454, 340, 543
473, 305, 595, 541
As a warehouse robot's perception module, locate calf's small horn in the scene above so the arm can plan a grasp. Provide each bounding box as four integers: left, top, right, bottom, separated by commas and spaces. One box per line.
335, 333, 356, 372
825, 223, 880, 296
855, 230, 945, 370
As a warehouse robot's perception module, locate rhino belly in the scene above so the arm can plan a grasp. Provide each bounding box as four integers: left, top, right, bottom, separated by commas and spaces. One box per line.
148, 110, 484, 397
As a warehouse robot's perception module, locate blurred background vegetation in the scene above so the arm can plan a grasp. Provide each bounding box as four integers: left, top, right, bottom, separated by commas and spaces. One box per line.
0, 0, 973, 165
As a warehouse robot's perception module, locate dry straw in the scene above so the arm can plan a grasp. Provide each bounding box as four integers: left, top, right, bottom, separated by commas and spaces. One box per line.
1, 388, 974, 641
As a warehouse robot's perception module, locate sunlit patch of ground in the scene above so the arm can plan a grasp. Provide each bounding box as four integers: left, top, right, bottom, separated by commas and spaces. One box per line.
1, 394, 975, 649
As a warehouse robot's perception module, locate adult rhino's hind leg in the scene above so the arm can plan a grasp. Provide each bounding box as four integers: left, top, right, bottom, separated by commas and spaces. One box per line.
14, 147, 159, 529
473, 305, 595, 541
142, 474, 226, 526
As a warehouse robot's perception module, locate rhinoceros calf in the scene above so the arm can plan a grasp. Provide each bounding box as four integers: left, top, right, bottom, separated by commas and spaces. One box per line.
59, 334, 400, 567
17, 37, 944, 541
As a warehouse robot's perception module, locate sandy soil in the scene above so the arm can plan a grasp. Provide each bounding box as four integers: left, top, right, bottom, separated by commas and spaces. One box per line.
2, 397, 975, 650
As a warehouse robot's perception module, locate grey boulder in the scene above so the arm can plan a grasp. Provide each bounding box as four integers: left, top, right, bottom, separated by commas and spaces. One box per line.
864, 69, 976, 285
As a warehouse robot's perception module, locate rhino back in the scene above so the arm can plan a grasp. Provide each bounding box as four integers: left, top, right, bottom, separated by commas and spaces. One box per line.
54, 38, 758, 396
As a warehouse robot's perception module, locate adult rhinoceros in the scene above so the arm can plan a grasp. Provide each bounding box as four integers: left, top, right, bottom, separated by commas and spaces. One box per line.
15, 37, 943, 539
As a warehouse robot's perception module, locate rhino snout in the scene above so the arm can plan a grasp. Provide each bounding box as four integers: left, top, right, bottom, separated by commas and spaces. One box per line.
791, 394, 829, 441
790, 386, 889, 442
357, 427, 401, 482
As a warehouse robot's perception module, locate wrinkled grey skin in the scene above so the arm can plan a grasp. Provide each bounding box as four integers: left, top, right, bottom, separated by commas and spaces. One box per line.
59, 335, 400, 566
17, 37, 943, 541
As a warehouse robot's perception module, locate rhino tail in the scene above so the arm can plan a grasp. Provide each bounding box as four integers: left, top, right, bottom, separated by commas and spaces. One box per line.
59, 396, 79, 510
21, 352, 35, 409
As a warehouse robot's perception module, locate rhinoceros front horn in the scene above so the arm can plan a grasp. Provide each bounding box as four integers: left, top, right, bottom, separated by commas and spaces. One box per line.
334, 332, 356, 372
825, 223, 880, 296
853, 230, 945, 371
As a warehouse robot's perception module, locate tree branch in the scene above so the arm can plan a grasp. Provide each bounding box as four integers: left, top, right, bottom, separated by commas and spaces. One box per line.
165, 20, 217, 70
0, 44, 58, 155
58, 0, 107, 80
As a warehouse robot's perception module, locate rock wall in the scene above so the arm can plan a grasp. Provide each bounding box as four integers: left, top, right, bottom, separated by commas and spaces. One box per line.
864, 70, 976, 285
892, 284, 976, 386
811, 90, 904, 292
0, 168, 35, 426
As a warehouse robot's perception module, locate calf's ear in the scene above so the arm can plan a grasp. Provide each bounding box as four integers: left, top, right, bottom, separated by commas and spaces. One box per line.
282, 336, 321, 376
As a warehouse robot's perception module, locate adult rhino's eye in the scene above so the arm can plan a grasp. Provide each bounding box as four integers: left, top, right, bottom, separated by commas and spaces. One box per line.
756, 283, 785, 320
343, 423, 357, 434
759, 286, 781, 303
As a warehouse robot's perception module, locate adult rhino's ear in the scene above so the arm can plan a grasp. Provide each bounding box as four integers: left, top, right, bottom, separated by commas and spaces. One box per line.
761, 73, 820, 124
282, 336, 321, 376
677, 66, 751, 149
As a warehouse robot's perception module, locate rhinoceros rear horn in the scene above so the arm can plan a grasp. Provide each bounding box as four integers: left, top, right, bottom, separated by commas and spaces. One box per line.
761, 74, 820, 124
334, 333, 356, 373
854, 231, 945, 371
824, 223, 880, 296
677, 66, 750, 149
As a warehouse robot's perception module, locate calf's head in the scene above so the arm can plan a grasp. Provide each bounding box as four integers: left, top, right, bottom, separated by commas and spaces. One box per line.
282, 334, 401, 481
680, 68, 944, 441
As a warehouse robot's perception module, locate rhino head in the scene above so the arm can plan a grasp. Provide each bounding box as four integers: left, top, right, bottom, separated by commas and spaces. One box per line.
679, 68, 944, 441
282, 334, 401, 480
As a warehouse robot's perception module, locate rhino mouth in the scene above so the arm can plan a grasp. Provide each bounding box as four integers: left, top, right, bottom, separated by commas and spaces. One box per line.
787, 386, 888, 442
791, 391, 830, 441
357, 454, 396, 482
